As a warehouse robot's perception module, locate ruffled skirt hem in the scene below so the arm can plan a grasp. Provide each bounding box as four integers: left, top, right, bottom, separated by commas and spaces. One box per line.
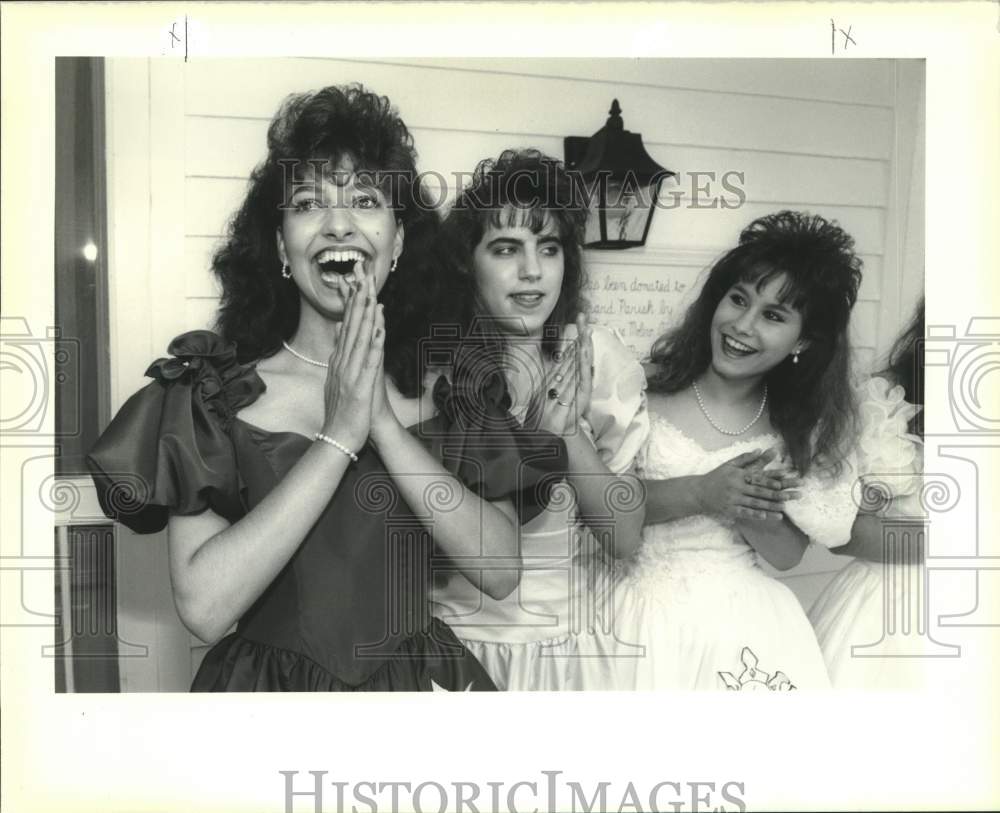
192, 618, 497, 692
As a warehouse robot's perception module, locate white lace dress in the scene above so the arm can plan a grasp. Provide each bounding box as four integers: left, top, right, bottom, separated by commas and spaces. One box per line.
604, 413, 858, 690
431, 325, 649, 690
808, 377, 926, 688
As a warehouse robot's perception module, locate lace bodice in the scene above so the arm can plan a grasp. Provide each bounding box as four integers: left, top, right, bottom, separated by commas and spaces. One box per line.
632, 414, 770, 577
631, 412, 859, 583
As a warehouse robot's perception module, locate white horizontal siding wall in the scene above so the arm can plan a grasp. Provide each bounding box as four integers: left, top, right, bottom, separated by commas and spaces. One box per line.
106, 58, 922, 687
175, 58, 902, 371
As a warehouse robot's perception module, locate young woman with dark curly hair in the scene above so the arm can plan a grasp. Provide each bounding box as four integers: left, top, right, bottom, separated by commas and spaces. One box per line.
605, 210, 865, 690
429, 150, 649, 690
87, 85, 566, 692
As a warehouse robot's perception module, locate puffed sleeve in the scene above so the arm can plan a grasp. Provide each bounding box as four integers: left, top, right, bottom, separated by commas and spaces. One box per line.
579, 324, 650, 474
772, 377, 925, 547
416, 353, 568, 525
854, 376, 923, 503
85, 331, 265, 534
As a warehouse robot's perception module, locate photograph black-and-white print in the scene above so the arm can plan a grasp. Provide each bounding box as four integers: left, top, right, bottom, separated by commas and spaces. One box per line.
3, 4, 998, 812
52, 55, 930, 694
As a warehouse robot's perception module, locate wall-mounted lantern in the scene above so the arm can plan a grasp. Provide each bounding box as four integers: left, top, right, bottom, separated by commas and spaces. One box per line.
564, 99, 675, 249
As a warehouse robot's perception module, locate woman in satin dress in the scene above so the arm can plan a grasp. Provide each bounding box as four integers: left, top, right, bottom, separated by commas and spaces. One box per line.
87, 86, 566, 691
430, 149, 650, 690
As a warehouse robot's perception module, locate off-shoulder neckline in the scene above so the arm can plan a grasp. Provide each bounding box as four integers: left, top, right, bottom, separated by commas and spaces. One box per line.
233, 361, 435, 443
649, 410, 781, 455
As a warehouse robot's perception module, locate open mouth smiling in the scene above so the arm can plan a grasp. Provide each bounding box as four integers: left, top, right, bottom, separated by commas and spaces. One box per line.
315, 247, 369, 285
721, 334, 758, 357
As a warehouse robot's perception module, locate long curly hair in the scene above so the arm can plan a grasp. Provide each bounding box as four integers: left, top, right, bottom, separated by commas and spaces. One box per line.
648, 210, 863, 475
883, 296, 925, 437
211, 83, 442, 396
435, 148, 589, 361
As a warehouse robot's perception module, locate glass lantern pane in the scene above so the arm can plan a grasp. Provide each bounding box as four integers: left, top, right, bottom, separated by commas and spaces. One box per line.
584, 205, 604, 244
604, 180, 653, 244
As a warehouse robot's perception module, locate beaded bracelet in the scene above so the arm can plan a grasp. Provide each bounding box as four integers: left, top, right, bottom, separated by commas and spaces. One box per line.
314, 432, 359, 463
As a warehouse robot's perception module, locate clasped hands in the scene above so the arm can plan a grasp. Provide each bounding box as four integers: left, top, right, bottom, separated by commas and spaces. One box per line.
524, 314, 594, 438
697, 448, 801, 522
319, 267, 400, 453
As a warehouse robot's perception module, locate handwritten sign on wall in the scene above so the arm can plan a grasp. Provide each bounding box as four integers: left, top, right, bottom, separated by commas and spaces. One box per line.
582, 251, 716, 360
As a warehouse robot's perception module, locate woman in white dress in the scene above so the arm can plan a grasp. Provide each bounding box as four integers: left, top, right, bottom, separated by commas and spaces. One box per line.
430, 149, 650, 690
607, 210, 865, 690
809, 301, 928, 688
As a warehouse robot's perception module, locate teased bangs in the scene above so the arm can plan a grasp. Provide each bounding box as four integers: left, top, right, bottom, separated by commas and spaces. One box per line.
265, 85, 421, 217
736, 262, 809, 313
280, 154, 355, 187
439, 148, 589, 362
485, 204, 564, 239
274, 107, 413, 179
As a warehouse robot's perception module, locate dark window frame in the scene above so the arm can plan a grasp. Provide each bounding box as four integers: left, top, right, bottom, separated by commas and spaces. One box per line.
54, 56, 111, 475
53, 57, 119, 692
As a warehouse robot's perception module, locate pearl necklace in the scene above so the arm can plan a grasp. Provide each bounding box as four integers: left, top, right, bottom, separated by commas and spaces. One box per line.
282, 340, 329, 369
692, 381, 768, 436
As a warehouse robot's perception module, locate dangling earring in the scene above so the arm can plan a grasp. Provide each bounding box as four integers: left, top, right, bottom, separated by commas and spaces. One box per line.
792, 350, 800, 365
390, 257, 398, 273
281, 263, 292, 280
